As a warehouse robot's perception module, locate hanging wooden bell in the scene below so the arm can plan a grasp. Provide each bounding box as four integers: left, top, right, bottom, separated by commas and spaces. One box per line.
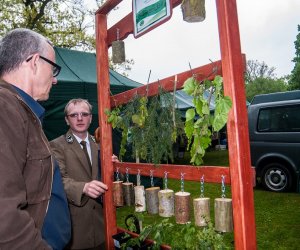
181, 0, 206, 23
145, 186, 160, 214
194, 175, 210, 226
158, 189, 174, 217
112, 40, 125, 64
214, 197, 233, 232
113, 180, 124, 207
134, 185, 146, 212
175, 191, 191, 224
134, 170, 146, 212
193, 197, 210, 226
122, 182, 134, 206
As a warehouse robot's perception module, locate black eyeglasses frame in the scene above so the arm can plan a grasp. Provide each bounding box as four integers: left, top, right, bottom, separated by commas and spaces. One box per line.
26, 55, 61, 77
67, 112, 91, 118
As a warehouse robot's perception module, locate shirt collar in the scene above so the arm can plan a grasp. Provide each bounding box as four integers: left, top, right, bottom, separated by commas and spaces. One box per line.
73, 133, 90, 145
13, 85, 45, 121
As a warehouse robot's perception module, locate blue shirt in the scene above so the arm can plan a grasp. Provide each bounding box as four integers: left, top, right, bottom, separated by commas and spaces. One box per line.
14, 86, 71, 250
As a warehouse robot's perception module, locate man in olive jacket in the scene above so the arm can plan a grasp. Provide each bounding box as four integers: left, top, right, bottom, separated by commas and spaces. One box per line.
50, 99, 118, 250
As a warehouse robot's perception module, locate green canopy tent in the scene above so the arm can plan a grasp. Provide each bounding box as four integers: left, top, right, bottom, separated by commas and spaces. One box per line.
40, 47, 142, 140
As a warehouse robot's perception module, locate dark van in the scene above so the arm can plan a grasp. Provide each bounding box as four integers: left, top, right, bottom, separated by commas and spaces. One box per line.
248, 90, 300, 192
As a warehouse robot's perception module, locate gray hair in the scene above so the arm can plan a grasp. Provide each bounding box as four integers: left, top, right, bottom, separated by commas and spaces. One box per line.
64, 98, 93, 116
0, 28, 53, 77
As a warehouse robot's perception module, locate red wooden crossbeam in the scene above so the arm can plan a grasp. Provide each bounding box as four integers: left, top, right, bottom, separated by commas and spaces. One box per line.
114, 162, 231, 184
114, 162, 256, 186
110, 59, 223, 108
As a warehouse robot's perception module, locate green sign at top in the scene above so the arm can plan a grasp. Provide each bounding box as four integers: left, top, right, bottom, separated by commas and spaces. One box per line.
133, 0, 172, 38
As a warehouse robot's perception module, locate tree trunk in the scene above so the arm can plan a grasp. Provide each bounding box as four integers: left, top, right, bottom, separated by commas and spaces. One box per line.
214, 198, 233, 232
193, 197, 210, 226
175, 191, 191, 224
113, 181, 124, 207
145, 187, 160, 214
134, 185, 146, 212
158, 189, 174, 217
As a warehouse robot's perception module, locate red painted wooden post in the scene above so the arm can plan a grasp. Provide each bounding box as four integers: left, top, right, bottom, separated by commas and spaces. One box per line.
95, 13, 117, 250
216, 0, 257, 249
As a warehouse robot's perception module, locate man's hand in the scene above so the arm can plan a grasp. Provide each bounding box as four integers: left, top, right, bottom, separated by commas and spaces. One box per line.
112, 154, 119, 162
83, 180, 108, 199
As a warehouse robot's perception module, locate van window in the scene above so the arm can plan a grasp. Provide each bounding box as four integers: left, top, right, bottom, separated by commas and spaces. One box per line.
257, 104, 300, 132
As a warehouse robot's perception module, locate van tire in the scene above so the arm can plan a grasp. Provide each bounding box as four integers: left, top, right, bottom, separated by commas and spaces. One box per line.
261, 163, 292, 192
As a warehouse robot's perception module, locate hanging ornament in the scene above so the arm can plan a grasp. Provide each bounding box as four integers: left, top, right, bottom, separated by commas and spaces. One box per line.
145, 170, 160, 215
122, 167, 134, 206
158, 171, 174, 217
134, 169, 146, 212
112, 28, 125, 64
175, 172, 191, 224
113, 167, 124, 207
181, 0, 206, 23
214, 175, 233, 232
193, 175, 210, 226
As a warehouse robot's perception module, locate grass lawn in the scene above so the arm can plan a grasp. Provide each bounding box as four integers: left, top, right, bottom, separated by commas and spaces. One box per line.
116, 150, 300, 249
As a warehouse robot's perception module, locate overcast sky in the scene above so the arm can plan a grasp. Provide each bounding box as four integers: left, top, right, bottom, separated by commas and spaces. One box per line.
105, 0, 300, 84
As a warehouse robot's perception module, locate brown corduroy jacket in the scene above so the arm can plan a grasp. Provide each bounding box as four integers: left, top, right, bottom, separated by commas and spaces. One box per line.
0, 80, 53, 249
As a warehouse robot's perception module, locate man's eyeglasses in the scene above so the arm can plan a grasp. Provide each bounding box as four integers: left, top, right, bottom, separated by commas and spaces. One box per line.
26, 55, 61, 77
67, 112, 91, 118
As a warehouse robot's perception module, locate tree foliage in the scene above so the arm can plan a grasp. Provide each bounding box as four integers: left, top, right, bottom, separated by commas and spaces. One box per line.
245, 59, 288, 102
0, 0, 134, 73
289, 25, 300, 90
246, 77, 288, 102
0, 0, 104, 50
245, 59, 276, 83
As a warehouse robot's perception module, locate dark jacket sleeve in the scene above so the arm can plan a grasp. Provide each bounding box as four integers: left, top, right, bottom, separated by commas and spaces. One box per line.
42, 161, 71, 250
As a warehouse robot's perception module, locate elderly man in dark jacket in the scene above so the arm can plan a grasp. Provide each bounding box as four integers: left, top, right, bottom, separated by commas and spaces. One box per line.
0, 28, 70, 249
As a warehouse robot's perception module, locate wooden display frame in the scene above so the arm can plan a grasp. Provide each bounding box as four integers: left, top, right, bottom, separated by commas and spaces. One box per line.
95, 0, 257, 249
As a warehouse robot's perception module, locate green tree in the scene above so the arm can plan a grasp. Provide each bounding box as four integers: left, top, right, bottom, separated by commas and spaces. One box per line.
245, 60, 288, 102
246, 77, 288, 102
289, 25, 300, 90
0, 0, 103, 50
0, 0, 134, 74
245, 59, 276, 83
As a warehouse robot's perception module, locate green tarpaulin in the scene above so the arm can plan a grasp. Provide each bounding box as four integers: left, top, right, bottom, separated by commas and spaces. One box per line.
41, 47, 142, 140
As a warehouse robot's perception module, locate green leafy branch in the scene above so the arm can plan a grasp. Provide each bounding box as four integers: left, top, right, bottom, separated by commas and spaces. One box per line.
183, 75, 232, 165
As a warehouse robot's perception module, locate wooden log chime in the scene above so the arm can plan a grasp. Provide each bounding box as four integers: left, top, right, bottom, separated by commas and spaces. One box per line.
145, 170, 160, 215
113, 167, 124, 207
193, 175, 210, 227
122, 167, 135, 206
175, 172, 191, 224
134, 169, 146, 212
112, 28, 125, 64
181, 0, 206, 23
158, 171, 174, 217
113, 169, 233, 233
214, 175, 233, 232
